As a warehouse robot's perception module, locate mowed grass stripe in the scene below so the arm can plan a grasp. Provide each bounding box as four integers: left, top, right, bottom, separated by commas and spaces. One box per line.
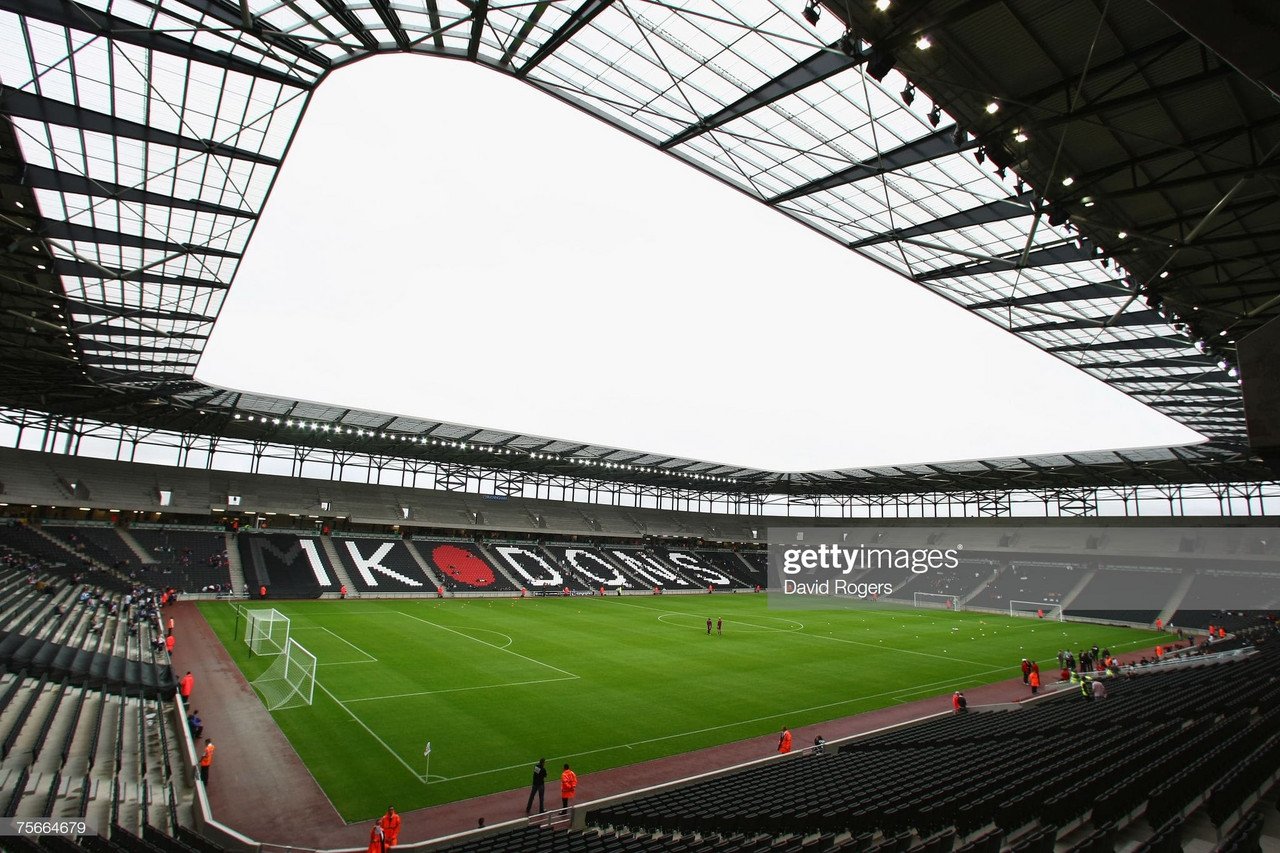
199, 597, 1170, 822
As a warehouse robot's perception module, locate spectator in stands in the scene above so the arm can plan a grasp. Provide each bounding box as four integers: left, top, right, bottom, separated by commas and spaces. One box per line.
560, 763, 578, 814
778, 727, 792, 754
188, 710, 203, 738
526, 758, 547, 814
199, 738, 215, 783
1091, 680, 1108, 700
378, 807, 401, 848
812, 735, 826, 755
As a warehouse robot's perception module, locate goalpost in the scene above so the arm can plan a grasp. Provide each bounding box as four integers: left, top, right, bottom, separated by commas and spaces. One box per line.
1010, 600, 1063, 620
243, 608, 290, 657
913, 592, 961, 611
251, 638, 317, 711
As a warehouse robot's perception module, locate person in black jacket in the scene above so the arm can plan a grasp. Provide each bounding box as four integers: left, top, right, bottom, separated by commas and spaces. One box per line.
525, 758, 547, 814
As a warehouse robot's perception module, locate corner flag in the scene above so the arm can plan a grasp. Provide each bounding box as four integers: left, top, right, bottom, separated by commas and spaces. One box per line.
424, 741, 431, 757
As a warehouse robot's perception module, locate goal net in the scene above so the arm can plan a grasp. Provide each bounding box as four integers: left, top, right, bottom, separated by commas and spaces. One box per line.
914, 592, 961, 611
1010, 600, 1063, 620
251, 638, 317, 711
244, 608, 290, 657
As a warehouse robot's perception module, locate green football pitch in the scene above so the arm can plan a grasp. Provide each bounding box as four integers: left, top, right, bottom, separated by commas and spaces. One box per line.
198, 596, 1171, 822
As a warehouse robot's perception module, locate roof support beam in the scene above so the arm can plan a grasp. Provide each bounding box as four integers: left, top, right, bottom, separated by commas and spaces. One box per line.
1012, 310, 1165, 332
6, 0, 307, 89
499, 1, 547, 66
1049, 336, 1192, 353
516, 0, 612, 79
67, 301, 215, 325
51, 258, 229, 289
23, 165, 257, 219
368, 0, 410, 50
662, 40, 866, 150
41, 220, 241, 259
769, 127, 977, 205
849, 190, 1036, 249
424, 0, 444, 50
2, 87, 280, 167
310, 0, 379, 51
172, 0, 331, 71
970, 279, 1130, 309
915, 241, 1096, 282
467, 0, 487, 62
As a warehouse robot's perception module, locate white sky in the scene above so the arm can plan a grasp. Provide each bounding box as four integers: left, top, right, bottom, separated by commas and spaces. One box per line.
198, 56, 1203, 472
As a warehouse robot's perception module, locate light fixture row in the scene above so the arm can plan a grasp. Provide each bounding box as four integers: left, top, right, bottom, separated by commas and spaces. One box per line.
227, 414, 740, 483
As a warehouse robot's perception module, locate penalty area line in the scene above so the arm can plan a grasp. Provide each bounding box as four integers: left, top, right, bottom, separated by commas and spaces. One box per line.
343, 674, 580, 704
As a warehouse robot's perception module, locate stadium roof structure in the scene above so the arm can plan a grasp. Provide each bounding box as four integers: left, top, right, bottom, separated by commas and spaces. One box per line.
1, 0, 1278, 498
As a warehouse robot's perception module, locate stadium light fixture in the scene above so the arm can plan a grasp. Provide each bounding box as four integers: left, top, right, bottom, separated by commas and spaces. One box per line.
1118, 231, 1127, 239
952, 125, 966, 146
974, 147, 985, 164
985, 101, 999, 114
901, 83, 915, 106
1061, 176, 1075, 186
874, 0, 890, 10
802, 1, 820, 25
928, 104, 941, 127
1013, 130, 1028, 142
915, 35, 931, 50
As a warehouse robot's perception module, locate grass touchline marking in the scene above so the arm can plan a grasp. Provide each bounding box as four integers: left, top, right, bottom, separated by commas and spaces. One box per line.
313, 678, 429, 784
429, 665, 1013, 784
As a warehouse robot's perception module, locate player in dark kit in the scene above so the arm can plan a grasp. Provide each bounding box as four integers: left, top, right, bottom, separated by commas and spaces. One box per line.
706, 617, 713, 635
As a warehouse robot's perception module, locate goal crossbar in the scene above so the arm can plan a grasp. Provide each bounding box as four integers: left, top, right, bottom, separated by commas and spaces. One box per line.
243, 608, 290, 657
1010, 600, 1063, 620
913, 592, 961, 611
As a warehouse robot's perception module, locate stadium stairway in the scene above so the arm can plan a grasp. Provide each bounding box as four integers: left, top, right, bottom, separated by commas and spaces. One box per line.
114, 529, 158, 567
959, 565, 1003, 607
318, 536, 358, 597
1158, 570, 1198, 628
223, 533, 246, 597
474, 540, 526, 590
1054, 567, 1096, 613
403, 539, 445, 589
